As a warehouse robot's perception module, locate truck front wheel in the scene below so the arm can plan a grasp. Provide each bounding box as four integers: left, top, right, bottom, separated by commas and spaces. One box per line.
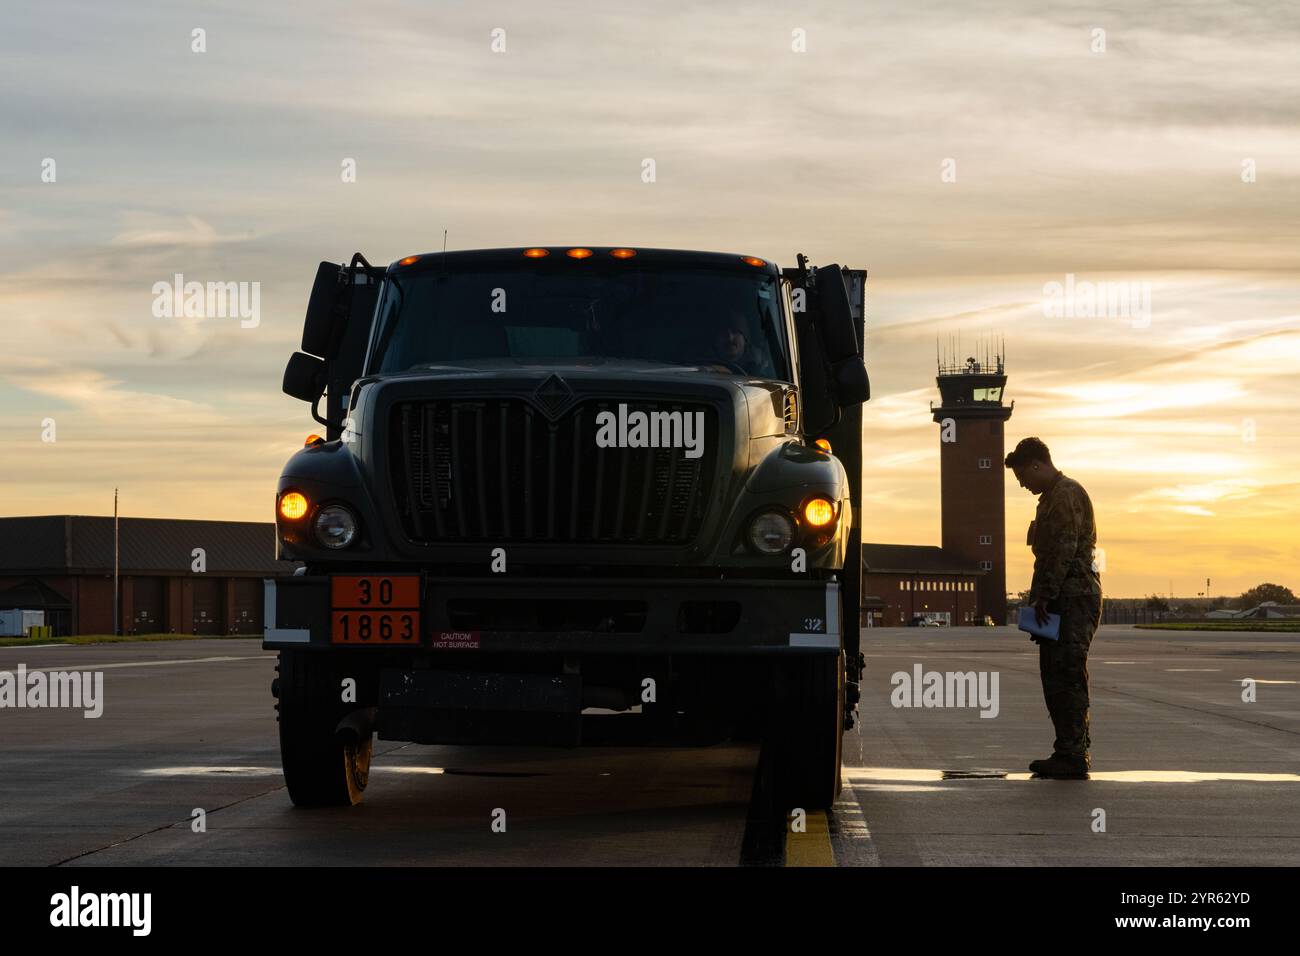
772, 650, 844, 811
274, 650, 372, 807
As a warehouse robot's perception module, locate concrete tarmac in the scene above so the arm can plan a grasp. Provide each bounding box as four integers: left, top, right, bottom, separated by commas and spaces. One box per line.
1, 626, 1296, 866
838, 625, 1300, 866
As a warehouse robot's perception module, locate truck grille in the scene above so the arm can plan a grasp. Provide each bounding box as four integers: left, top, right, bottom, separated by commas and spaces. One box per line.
390, 399, 718, 545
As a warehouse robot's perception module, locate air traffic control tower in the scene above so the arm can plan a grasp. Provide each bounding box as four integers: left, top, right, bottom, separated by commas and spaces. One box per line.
930, 343, 1014, 623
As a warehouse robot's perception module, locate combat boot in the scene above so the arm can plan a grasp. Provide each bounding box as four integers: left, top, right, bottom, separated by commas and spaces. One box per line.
1028, 755, 1056, 775
1029, 752, 1090, 778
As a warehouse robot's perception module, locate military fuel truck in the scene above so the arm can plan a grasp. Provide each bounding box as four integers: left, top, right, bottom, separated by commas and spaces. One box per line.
265, 246, 869, 810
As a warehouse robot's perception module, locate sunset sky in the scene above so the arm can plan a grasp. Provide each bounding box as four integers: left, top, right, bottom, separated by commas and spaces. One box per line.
2, 1, 1297, 598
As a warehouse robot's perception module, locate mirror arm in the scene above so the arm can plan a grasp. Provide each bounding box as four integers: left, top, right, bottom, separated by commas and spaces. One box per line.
309, 389, 342, 432
795, 252, 811, 289
328, 252, 381, 359
348, 252, 383, 282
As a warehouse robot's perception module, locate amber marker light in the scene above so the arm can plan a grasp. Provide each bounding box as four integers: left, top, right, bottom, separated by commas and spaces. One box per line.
741, 256, 766, 267
610, 248, 637, 259
523, 248, 549, 258
304, 434, 325, 447
804, 497, 835, 527
814, 438, 832, 453
279, 491, 309, 520
397, 255, 420, 266
566, 248, 594, 259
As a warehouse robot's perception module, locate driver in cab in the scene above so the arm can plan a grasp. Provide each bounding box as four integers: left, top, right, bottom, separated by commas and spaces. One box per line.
704, 309, 772, 376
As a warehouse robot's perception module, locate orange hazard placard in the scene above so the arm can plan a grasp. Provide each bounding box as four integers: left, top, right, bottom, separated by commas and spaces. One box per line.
331, 610, 419, 645
331, 575, 420, 611
330, 575, 420, 644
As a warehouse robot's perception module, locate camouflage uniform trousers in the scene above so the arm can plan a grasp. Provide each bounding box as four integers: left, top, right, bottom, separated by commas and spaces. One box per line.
1038, 593, 1102, 757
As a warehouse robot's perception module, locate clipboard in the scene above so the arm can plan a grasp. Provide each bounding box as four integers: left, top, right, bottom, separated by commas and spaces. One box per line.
1017, 606, 1061, 641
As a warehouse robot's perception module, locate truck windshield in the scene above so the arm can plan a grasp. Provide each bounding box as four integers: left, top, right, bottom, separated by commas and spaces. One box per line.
368, 266, 790, 378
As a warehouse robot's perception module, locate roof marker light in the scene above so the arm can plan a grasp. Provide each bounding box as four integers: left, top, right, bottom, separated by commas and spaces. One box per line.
610, 248, 637, 259
566, 248, 594, 259
398, 255, 421, 266
741, 256, 766, 268
523, 248, 549, 258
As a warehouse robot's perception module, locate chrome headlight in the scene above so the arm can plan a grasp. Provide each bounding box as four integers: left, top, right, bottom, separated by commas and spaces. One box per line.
313, 504, 358, 549
747, 510, 794, 554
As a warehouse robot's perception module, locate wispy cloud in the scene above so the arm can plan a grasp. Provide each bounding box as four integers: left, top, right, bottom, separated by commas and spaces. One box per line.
1, 1, 1297, 597
110, 214, 256, 248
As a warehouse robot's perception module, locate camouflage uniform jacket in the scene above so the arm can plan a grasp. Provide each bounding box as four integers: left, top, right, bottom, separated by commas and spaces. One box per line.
1028, 473, 1101, 604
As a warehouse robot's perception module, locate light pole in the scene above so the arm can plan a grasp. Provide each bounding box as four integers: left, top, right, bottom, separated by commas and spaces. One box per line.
113, 488, 119, 637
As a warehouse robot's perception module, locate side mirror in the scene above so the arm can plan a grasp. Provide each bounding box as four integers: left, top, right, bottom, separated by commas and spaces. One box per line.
302, 262, 345, 358
831, 357, 870, 406
813, 264, 868, 408
283, 351, 327, 403
814, 265, 860, 362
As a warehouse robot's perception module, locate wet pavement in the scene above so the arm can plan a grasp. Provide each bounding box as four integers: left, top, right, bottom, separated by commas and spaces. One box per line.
836, 625, 1300, 865
1, 625, 1296, 866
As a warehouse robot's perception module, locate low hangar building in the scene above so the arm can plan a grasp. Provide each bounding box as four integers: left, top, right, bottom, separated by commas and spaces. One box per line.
0, 516, 298, 637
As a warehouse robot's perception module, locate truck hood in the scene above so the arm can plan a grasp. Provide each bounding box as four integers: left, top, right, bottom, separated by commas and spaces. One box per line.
355, 360, 793, 440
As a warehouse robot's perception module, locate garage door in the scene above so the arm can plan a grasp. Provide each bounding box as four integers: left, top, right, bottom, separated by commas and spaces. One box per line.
132, 577, 164, 634
192, 578, 222, 635
228, 578, 261, 635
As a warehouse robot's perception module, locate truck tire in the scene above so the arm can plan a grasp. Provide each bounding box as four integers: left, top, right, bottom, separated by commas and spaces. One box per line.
773, 650, 844, 811
275, 650, 372, 807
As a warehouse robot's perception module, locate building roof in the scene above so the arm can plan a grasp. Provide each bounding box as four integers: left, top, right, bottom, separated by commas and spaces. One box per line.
862, 543, 983, 574
1243, 603, 1300, 619
1204, 604, 1300, 620
0, 516, 298, 576
0, 578, 73, 609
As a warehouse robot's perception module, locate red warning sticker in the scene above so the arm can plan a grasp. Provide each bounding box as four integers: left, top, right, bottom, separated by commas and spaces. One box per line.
431, 630, 481, 650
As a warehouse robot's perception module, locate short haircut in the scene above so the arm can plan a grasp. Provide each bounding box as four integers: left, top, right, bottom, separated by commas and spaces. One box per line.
721, 308, 750, 334
1005, 437, 1052, 469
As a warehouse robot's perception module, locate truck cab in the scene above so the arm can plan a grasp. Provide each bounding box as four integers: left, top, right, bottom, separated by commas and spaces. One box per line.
266, 246, 869, 810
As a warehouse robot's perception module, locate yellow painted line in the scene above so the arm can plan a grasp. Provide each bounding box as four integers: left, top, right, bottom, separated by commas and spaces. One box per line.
785, 810, 835, 867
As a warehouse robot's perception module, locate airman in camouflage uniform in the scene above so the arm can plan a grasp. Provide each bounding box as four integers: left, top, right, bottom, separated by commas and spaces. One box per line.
1006, 437, 1102, 778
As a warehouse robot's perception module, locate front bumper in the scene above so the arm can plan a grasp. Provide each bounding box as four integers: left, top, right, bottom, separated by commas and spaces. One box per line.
263, 574, 841, 655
